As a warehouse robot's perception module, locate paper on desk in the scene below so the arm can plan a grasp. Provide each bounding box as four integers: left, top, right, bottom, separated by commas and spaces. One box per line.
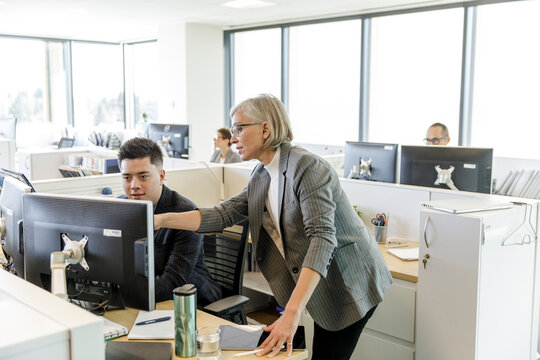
127, 310, 174, 340
387, 248, 419, 261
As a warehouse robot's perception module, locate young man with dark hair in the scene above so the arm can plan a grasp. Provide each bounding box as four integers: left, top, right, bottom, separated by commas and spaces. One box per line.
118, 137, 221, 304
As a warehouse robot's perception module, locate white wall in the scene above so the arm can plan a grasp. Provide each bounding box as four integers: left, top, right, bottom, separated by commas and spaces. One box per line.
158, 22, 224, 163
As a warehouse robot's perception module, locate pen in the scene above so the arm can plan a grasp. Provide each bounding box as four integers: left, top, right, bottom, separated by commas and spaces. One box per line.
234, 345, 285, 357
135, 316, 171, 326
233, 349, 264, 357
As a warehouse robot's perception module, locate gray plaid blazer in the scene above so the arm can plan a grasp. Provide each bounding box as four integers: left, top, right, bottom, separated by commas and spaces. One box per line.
199, 142, 392, 330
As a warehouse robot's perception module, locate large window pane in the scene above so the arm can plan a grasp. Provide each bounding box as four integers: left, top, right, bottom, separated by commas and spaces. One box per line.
0, 37, 69, 148
234, 28, 281, 104
288, 20, 361, 145
471, 0, 540, 158
369, 9, 463, 145
72, 42, 124, 134
130, 41, 159, 128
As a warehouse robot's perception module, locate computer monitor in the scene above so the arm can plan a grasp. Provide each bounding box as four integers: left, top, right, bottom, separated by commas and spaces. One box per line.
0, 168, 36, 192
23, 193, 155, 312
0, 176, 31, 277
344, 141, 398, 183
400, 145, 493, 194
148, 123, 190, 159
0, 116, 16, 140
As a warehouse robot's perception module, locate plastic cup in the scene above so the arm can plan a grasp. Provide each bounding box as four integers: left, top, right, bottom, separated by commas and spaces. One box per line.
196, 327, 221, 360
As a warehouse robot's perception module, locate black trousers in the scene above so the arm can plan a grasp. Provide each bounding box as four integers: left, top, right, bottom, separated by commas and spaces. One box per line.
311, 305, 378, 360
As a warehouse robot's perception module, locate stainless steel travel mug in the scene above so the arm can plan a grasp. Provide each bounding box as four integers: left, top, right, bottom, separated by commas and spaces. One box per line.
173, 284, 197, 357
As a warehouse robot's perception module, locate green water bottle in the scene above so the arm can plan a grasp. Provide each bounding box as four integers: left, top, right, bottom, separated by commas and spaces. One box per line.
173, 284, 197, 357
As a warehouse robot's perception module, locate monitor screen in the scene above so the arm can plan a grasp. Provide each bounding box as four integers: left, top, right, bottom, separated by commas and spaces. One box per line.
23, 193, 155, 312
148, 123, 190, 159
344, 141, 398, 183
400, 145, 493, 194
0, 117, 16, 140
0, 176, 31, 277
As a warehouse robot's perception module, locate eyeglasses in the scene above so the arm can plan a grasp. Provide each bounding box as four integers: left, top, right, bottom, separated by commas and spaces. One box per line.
424, 137, 447, 145
231, 122, 261, 137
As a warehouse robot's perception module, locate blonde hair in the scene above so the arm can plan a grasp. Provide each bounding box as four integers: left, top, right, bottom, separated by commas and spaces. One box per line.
230, 94, 293, 149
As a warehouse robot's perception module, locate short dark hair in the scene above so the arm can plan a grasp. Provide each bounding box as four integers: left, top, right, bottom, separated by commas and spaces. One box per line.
429, 122, 449, 138
118, 137, 163, 169
217, 128, 232, 146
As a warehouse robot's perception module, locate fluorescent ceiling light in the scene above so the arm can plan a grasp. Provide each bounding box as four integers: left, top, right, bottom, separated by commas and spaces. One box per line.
221, 0, 276, 9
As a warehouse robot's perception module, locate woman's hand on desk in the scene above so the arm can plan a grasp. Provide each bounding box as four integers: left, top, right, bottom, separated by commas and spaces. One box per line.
256, 308, 300, 357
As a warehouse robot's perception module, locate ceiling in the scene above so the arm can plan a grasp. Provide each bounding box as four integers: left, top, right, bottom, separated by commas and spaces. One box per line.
0, 0, 469, 42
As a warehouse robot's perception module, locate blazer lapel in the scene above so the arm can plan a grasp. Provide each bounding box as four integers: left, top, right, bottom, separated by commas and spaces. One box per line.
277, 142, 292, 222
248, 164, 270, 247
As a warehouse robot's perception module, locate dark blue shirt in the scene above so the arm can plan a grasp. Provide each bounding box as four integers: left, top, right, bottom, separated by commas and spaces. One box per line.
121, 185, 222, 304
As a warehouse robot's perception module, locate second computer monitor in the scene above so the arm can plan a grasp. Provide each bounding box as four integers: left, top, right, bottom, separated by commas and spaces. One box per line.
344, 141, 398, 183
23, 193, 156, 311
400, 145, 493, 194
0, 176, 32, 277
148, 123, 190, 159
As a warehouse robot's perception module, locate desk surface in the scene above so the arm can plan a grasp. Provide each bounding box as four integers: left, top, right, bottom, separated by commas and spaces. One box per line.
378, 243, 419, 283
104, 301, 308, 360
243, 243, 419, 292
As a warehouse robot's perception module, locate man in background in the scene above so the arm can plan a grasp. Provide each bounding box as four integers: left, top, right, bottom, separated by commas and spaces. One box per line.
424, 123, 450, 145
118, 137, 221, 304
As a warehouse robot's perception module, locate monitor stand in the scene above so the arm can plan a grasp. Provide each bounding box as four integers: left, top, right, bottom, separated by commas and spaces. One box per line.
434, 165, 459, 191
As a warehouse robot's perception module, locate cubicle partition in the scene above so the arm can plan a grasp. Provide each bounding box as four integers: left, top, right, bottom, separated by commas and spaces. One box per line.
32, 165, 224, 208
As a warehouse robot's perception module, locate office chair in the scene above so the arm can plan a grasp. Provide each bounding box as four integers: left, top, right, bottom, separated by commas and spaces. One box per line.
202, 221, 250, 325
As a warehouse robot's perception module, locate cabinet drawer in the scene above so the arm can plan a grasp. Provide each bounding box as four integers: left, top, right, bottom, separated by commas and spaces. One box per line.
351, 331, 414, 360
366, 280, 416, 342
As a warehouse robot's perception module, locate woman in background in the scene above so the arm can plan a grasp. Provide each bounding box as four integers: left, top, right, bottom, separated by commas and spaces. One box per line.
210, 127, 241, 164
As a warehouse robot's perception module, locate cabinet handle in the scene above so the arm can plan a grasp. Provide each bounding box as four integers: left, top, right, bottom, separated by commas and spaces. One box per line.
424, 216, 430, 248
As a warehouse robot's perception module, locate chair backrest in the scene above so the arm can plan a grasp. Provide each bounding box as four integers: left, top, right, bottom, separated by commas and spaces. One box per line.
202, 221, 249, 298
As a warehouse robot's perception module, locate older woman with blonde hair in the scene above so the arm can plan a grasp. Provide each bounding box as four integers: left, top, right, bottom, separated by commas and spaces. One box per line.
154, 94, 391, 360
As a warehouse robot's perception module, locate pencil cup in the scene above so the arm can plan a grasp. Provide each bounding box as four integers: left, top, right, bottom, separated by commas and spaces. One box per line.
373, 225, 388, 244
196, 327, 221, 360
174, 284, 197, 358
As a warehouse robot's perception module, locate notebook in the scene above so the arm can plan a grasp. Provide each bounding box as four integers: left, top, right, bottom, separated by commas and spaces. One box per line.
105, 341, 172, 360
387, 248, 419, 261
127, 310, 174, 340
421, 197, 513, 214
103, 318, 128, 340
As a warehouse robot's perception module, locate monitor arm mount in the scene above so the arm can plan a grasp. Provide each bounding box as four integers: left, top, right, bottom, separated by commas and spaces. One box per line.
348, 158, 372, 179
158, 136, 172, 157
434, 165, 459, 191
50, 234, 89, 300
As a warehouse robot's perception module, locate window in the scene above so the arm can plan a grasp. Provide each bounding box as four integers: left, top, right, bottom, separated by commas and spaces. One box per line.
233, 28, 281, 106
471, 0, 540, 158
0, 37, 68, 147
126, 41, 159, 129
368, 9, 464, 145
288, 20, 361, 145
72, 42, 124, 134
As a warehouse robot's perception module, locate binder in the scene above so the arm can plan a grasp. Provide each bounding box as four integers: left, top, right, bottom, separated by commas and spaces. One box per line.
103, 317, 128, 340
